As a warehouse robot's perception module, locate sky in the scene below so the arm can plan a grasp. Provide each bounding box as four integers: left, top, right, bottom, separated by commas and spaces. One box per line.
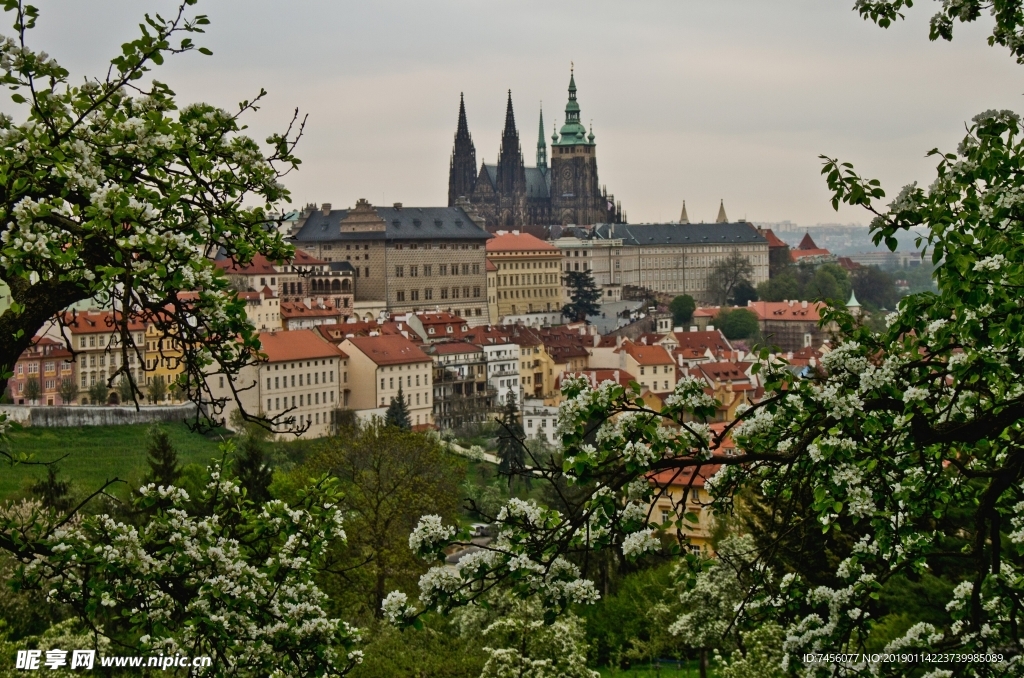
10, 1, 1024, 225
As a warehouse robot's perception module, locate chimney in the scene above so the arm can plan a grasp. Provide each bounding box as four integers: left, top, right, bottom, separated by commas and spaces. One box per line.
393, 202, 403, 210
615, 335, 623, 348
801, 300, 808, 308
689, 325, 697, 332
321, 203, 331, 216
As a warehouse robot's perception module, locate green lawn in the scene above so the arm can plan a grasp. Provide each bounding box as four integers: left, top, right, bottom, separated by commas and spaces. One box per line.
1, 423, 229, 500
598, 662, 720, 677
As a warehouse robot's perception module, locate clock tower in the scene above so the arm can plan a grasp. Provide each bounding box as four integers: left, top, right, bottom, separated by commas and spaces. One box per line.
550, 68, 602, 226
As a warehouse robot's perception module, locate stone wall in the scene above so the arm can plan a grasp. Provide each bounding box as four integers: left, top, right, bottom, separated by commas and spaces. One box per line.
0, 403, 198, 428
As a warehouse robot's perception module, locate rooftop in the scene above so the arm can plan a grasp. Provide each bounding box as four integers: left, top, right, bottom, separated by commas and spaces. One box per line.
618, 341, 674, 366
593, 222, 767, 247
258, 329, 346, 362
293, 204, 492, 243
486, 230, 559, 253
342, 334, 432, 366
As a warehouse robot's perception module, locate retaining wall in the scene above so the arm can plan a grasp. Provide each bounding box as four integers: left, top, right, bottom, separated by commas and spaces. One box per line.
0, 403, 198, 428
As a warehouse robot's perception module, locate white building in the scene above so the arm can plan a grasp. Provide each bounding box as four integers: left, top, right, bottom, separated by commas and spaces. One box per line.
483, 341, 521, 406
522, 398, 559, 446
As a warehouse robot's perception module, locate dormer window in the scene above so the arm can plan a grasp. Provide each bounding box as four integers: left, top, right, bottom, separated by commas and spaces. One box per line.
428, 328, 435, 335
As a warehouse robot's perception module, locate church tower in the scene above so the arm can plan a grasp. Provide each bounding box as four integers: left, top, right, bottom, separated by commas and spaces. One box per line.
494, 91, 527, 226
537, 105, 547, 170
448, 93, 477, 207
550, 67, 602, 226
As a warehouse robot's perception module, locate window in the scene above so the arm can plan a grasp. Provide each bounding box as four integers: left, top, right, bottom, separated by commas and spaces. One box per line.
451, 287, 459, 299
410, 265, 418, 277
411, 290, 419, 301
381, 378, 385, 389
396, 290, 405, 302
424, 264, 432, 276
472, 263, 480, 274
640, 367, 645, 375
463, 286, 470, 298
395, 266, 404, 277
473, 286, 481, 297
441, 288, 449, 299
439, 264, 448, 275
424, 288, 433, 300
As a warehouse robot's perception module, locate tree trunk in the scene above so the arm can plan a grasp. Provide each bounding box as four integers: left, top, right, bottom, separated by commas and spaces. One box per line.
699, 648, 707, 678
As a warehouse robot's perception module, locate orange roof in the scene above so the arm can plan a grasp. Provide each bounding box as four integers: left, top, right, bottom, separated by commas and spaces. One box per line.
258, 329, 346, 362
617, 341, 674, 366
791, 248, 832, 261
17, 336, 73, 361
486, 260, 499, 272
694, 361, 752, 382
214, 250, 326, 275
692, 307, 721, 318
485, 230, 558, 253
797, 233, 819, 250
673, 331, 732, 356
61, 310, 147, 334
744, 300, 825, 322
761, 228, 788, 249
648, 464, 722, 489
342, 335, 431, 366
429, 341, 483, 356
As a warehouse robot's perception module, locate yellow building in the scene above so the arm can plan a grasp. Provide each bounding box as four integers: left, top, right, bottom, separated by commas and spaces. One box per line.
144, 323, 185, 403
485, 230, 563, 322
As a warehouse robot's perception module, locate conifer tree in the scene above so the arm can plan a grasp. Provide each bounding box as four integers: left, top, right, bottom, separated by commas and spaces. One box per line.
234, 430, 274, 505
144, 426, 181, 488
31, 464, 73, 514
385, 385, 412, 430
496, 394, 527, 487
561, 270, 602, 323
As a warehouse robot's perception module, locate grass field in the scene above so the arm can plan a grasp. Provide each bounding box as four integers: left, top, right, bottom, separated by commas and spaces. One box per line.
598, 662, 719, 677
1, 423, 230, 500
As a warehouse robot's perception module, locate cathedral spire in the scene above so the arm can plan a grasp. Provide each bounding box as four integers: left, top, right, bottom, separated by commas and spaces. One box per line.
680, 200, 690, 224
448, 92, 477, 207
537, 104, 547, 170
496, 90, 525, 195
555, 67, 589, 146
716, 199, 728, 223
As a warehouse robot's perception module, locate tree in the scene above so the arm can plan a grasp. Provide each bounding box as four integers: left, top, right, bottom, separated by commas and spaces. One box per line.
714, 308, 759, 341
21, 377, 40, 403
0, 2, 303, 431
304, 420, 465, 620
851, 265, 899, 310
728, 279, 758, 307
394, 108, 1024, 675
755, 273, 800, 302
768, 244, 792, 278
803, 263, 851, 303
117, 375, 135, 404
669, 294, 696, 328
30, 464, 72, 514
56, 377, 78, 405
496, 394, 527, 487
143, 426, 180, 488
705, 252, 754, 306
146, 375, 168, 404
6, 450, 362, 676
234, 426, 274, 505
385, 385, 411, 430
87, 380, 108, 406
562, 270, 601, 323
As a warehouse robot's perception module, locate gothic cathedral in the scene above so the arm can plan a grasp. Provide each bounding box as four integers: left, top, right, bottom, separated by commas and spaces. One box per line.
447, 70, 625, 232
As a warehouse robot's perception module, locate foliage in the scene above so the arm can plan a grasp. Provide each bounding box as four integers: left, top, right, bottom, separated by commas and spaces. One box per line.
143, 425, 180, 488
146, 374, 167, 404
4, 449, 362, 677
454, 592, 598, 678
0, 1, 303, 431
233, 421, 274, 504
349, 619, 485, 678
385, 385, 412, 430
29, 464, 71, 513
496, 394, 527, 487
717, 623, 786, 678
669, 295, 696, 328
21, 376, 39, 402
302, 421, 465, 621
563, 270, 602, 323
713, 309, 759, 341
705, 253, 754, 306
850, 265, 899, 310
116, 375, 135, 404
758, 262, 851, 305
86, 380, 107, 406
768, 244, 792, 278
0, 618, 110, 678
727, 280, 757, 307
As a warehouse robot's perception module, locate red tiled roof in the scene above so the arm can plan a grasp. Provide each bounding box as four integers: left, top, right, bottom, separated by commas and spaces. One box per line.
695, 361, 752, 382
745, 300, 825, 322
791, 248, 832, 261
485, 230, 558, 253
617, 341, 673, 366
258, 329, 345, 362
214, 250, 326, 275
761, 228, 788, 249
61, 310, 147, 334
280, 301, 343, 318
430, 341, 483, 355
342, 335, 431, 366
673, 331, 732, 355
486, 260, 498, 272
798, 233, 819, 250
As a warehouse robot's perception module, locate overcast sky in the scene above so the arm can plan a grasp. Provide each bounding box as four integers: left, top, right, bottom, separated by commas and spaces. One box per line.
12, 1, 1023, 224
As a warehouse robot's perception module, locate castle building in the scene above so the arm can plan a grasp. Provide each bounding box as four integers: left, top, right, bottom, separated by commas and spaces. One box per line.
449, 70, 625, 231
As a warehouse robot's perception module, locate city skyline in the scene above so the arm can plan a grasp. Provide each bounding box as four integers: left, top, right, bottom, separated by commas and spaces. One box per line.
11, 0, 1022, 224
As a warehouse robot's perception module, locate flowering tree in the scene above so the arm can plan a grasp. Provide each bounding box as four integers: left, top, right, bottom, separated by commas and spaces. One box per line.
386, 24, 1024, 678
0, 0, 302, 433
1, 450, 362, 676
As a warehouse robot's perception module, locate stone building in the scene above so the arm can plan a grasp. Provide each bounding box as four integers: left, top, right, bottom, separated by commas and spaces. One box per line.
485, 230, 564, 323
575, 221, 770, 303
340, 334, 434, 428
214, 251, 352, 310
9, 337, 75, 405
449, 70, 625, 231
291, 200, 492, 325
62, 311, 148, 403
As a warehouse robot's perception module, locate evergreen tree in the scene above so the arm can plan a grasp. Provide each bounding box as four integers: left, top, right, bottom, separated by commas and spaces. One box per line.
31, 464, 73, 513
144, 426, 181, 487
385, 385, 412, 430
496, 394, 527, 487
561, 270, 602, 323
234, 429, 273, 504
669, 294, 696, 327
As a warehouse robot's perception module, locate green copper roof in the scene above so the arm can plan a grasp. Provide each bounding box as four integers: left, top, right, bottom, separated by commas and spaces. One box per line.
553, 69, 593, 146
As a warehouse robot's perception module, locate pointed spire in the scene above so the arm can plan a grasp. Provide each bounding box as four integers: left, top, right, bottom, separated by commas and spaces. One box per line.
502, 90, 517, 137
456, 92, 470, 138
496, 90, 525, 195
846, 289, 861, 308
555, 66, 588, 146
448, 93, 477, 207
679, 200, 690, 224
537, 103, 547, 169
716, 199, 728, 223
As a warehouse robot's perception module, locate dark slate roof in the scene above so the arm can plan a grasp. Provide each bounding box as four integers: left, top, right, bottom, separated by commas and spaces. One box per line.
593, 222, 767, 246
481, 164, 550, 199
292, 206, 491, 243
328, 261, 355, 273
